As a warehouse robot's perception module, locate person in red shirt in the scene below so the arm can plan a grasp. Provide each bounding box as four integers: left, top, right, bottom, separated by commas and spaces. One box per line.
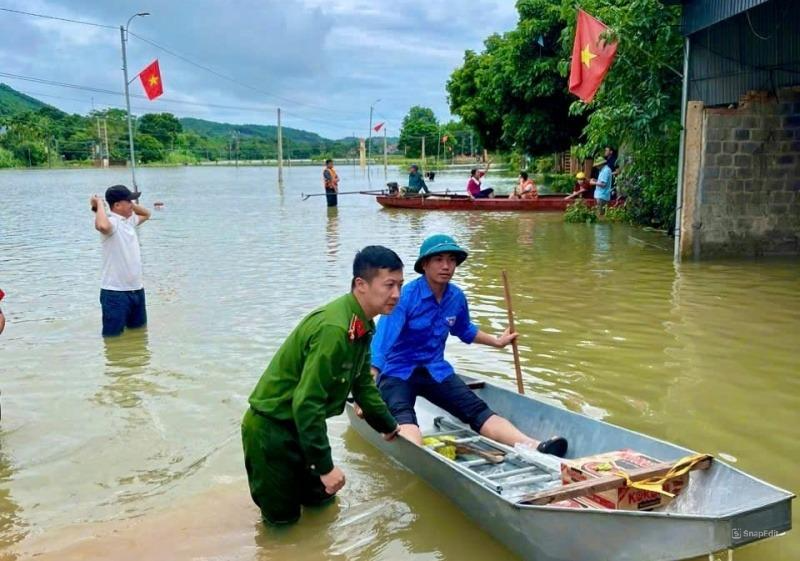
466, 168, 494, 199
0, 289, 5, 335
566, 172, 594, 200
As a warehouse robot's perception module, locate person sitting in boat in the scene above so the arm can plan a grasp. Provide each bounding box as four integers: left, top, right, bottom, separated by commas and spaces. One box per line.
466, 168, 494, 199
510, 171, 537, 200
405, 164, 430, 195
366, 234, 568, 457
565, 172, 593, 200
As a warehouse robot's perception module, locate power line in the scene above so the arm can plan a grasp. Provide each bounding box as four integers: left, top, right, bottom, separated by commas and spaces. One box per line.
0, 8, 412, 131
127, 31, 372, 120
0, 71, 279, 113
0, 6, 117, 29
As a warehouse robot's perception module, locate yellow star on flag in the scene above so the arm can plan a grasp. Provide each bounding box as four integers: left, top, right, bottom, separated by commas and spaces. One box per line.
581, 44, 597, 68
148, 75, 159, 86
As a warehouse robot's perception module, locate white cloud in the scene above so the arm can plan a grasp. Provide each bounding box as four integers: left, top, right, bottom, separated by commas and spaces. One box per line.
0, 0, 518, 138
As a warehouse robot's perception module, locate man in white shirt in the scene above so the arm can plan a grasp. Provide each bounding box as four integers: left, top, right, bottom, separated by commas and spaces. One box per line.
90, 185, 151, 337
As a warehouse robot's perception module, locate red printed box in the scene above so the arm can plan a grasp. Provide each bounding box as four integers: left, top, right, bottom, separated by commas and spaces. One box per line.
560, 449, 687, 511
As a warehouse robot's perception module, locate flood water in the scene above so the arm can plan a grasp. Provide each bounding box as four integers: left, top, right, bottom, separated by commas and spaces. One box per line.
0, 165, 797, 560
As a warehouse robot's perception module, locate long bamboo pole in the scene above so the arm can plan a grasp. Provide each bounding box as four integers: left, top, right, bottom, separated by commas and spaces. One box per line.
501, 270, 524, 395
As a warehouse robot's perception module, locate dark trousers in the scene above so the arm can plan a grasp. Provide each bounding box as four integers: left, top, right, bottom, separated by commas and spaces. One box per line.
100, 288, 147, 337
241, 408, 334, 524
325, 187, 338, 207
474, 188, 494, 199
378, 367, 494, 433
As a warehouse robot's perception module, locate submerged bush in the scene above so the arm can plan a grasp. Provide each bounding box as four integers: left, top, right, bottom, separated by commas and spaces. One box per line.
604, 204, 633, 223
564, 200, 597, 223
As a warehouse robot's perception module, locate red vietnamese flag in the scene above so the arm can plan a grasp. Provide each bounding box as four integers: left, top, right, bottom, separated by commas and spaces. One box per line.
139, 60, 164, 100
373, 122, 384, 132
569, 10, 618, 103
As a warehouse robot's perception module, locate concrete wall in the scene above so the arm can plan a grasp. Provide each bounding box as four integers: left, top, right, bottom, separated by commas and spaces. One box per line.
680, 87, 800, 258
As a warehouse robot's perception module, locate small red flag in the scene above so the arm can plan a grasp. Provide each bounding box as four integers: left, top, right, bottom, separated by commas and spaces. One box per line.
569, 10, 617, 103
373, 122, 384, 132
139, 60, 164, 100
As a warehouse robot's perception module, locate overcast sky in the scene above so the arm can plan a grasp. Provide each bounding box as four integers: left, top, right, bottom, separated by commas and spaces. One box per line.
0, 0, 518, 138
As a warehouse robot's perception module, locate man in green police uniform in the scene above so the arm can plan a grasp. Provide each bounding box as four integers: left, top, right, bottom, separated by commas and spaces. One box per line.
242, 246, 403, 525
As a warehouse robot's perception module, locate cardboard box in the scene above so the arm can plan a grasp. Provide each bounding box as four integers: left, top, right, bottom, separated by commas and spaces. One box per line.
551, 497, 600, 510
560, 449, 688, 511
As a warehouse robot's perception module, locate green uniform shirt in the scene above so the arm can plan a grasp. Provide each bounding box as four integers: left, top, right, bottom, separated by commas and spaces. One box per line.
248, 292, 397, 476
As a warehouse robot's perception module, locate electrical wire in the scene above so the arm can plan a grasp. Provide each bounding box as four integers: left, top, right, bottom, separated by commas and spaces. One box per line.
0, 6, 117, 29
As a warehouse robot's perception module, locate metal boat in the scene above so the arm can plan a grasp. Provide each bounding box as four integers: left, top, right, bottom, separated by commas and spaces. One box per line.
346, 376, 793, 561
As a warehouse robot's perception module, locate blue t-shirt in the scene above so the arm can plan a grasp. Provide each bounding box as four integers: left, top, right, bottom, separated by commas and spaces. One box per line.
371, 276, 478, 382
595, 165, 612, 201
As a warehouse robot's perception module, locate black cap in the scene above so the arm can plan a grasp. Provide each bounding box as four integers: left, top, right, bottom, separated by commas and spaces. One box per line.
105, 185, 141, 206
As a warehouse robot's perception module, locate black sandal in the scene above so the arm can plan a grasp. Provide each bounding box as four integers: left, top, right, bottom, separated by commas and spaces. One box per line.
537, 436, 568, 458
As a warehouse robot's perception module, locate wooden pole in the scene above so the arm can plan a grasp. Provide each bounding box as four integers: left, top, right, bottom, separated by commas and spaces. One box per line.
383, 126, 388, 177
277, 108, 283, 186
501, 270, 524, 395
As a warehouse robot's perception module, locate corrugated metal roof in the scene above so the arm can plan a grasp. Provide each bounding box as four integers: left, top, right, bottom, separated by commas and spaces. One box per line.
687, 0, 800, 105
678, 0, 771, 35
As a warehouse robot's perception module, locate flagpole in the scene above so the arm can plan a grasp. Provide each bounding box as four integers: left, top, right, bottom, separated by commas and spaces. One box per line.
383, 125, 387, 177
120, 12, 149, 193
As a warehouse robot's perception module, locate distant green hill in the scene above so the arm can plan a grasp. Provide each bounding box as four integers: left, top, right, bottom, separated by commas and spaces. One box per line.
180, 117, 326, 144
0, 83, 52, 117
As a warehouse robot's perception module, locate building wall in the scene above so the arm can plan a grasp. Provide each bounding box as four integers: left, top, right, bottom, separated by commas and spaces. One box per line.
681, 87, 800, 258
686, 0, 800, 107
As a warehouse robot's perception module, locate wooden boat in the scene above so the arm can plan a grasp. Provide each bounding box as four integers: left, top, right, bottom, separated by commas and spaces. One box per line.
375, 193, 596, 211
346, 376, 793, 561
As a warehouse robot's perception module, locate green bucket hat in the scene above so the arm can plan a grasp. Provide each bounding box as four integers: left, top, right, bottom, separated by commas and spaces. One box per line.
414, 234, 468, 274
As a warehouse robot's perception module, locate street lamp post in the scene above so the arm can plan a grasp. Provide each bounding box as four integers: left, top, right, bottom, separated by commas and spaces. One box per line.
120, 12, 149, 193
367, 98, 380, 169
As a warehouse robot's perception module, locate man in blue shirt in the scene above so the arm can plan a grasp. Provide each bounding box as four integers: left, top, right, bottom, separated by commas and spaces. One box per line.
405, 164, 430, 195
591, 161, 613, 216
369, 234, 568, 456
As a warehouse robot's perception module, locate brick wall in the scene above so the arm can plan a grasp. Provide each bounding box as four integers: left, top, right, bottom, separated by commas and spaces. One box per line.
685, 87, 800, 258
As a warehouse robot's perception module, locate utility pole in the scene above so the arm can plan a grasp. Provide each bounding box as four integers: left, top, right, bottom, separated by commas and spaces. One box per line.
102, 118, 110, 167
421, 136, 426, 170
368, 105, 373, 166
277, 108, 283, 186
383, 125, 388, 177
120, 13, 149, 191
470, 131, 474, 158
367, 98, 380, 174
96, 117, 103, 165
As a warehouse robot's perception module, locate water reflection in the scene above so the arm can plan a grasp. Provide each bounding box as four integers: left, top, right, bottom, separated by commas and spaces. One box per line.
325, 206, 339, 263
592, 222, 612, 256
94, 328, 158, 410
0, 443, 24, 553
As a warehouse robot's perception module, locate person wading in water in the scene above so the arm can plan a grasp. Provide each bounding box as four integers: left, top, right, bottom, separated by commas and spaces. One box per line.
323, 159, 339, 207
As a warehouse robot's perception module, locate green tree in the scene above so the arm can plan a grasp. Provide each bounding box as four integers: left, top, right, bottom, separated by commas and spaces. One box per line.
559, 0, 683, 229
446, 0, 683, 228
134, 133, 163, 163
447, 0, 585, 156
398, 106, 439, 159
137, 113, 182, 148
